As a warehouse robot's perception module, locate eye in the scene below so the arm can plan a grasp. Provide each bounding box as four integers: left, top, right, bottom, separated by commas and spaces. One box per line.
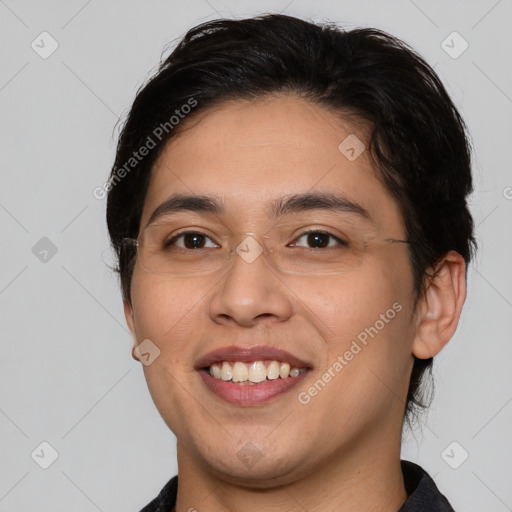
291, 230, 348, 249
164, 231, 218, 250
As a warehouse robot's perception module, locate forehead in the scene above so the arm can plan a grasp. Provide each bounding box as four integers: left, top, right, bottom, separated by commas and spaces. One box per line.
141, 94, 404, 233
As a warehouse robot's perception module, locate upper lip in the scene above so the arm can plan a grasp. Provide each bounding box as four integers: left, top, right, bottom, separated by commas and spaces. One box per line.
195, 345, 312, 370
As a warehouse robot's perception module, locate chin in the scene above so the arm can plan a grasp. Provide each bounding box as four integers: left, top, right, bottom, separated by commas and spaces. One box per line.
195, 439, 312, 488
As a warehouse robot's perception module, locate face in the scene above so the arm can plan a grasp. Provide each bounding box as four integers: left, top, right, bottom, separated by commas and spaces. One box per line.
125, 94, 418, 486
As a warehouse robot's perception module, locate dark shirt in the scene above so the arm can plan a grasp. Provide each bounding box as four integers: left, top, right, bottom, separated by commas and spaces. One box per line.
140, 459, 455, 511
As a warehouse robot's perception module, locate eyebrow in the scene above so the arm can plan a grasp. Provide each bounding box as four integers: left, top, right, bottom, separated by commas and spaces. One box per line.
145, 192, 372, 228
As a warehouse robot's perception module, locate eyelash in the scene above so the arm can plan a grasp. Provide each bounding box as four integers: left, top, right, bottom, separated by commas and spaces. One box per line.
164, 229, 349, 250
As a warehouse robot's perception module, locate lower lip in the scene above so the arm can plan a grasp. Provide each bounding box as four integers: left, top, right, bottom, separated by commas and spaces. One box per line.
198, 369, 309, 406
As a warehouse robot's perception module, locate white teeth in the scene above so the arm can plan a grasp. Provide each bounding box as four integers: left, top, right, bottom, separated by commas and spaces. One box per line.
208, 360, 305, 382
267, 360, 280, 380
210, 363, 222, 379
279, 362, 291, 378
248, 361, 266, 383
232, 362, 248, 382
221, 362, 232, 381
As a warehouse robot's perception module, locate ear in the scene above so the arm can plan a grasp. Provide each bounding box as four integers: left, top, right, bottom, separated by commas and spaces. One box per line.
123, 300, 140, 362
412, 251, 467, 359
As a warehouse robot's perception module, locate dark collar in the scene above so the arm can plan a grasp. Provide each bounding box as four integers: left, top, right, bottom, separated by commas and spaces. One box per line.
140, 459, 455, 511
398, 460, 455, 511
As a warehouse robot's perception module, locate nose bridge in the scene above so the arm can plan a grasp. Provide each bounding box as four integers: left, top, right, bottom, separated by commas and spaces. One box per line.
233, 232, 273, 263
226, 232, 280, 285
209, 232, 293, 326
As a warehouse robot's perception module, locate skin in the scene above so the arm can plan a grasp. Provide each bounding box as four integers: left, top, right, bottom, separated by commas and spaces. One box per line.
124, 94, 467, 511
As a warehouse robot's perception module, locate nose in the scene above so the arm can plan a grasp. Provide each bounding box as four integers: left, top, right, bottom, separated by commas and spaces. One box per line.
208, 237, 294, 328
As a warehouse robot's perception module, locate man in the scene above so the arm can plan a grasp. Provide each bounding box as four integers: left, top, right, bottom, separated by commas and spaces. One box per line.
106, 14, 475, 511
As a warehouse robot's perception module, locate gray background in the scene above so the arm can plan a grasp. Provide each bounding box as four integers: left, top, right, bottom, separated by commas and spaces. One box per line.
0, 0, 511, 510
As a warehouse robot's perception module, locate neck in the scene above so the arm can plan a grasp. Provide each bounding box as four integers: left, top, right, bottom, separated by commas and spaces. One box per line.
173, 419, 408, 512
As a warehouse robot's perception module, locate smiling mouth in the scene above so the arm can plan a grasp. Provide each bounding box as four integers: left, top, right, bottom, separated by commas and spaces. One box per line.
196, 345, 312, 405
204, 360, 307, 384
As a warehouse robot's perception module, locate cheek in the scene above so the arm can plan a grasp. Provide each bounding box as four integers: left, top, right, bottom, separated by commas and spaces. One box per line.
129, 272, 213, 379
303, 263, 410, 342
130, 273, 209, 429
131, 271, 206, 336
332, 270, 413, 391
305, 261, 414, 387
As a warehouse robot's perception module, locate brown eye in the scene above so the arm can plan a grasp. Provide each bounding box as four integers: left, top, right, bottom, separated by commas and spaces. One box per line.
165, 232, 218, 249
293, 231, 348, 249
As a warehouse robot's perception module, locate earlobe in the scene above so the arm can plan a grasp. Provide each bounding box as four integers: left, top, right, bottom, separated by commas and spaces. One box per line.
123, 301, 140, 362
412, 251, 467, 359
